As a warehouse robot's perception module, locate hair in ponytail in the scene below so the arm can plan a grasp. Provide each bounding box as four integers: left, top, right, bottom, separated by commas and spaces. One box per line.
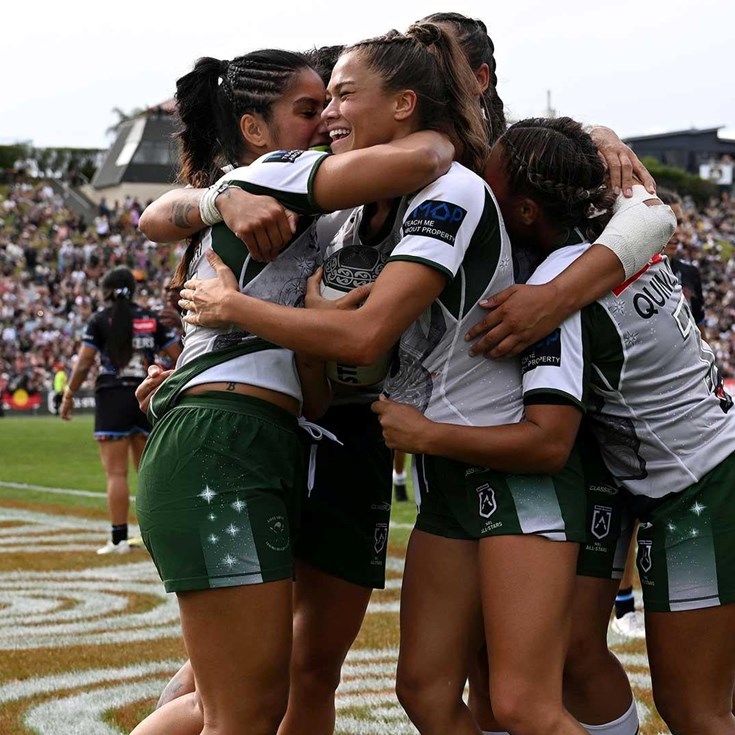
101, 267, 136, 369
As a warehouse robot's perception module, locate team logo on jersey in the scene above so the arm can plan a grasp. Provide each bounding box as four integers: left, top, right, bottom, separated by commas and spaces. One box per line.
591, 505, 613, 540
266, 515, 289, 552
476, 483, 497, 519
133, 318, 156, 333
520, 328, 562, 374
264, 149, 305, 164
638, 539, 653, 573
374, 523, 388, 555
403, 200, 467, 246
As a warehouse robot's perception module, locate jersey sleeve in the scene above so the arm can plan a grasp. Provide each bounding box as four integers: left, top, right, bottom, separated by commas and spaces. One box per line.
388, 166, 487, 280
221, 149, 331, 215
521, 246, 589, 410
81, 311, 104, 351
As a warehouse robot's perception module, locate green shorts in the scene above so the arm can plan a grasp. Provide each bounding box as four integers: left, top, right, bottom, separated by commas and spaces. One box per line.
630, 450, 735, 612
136, 392, 305, 593
413, 450, 586, 543
576, 429, 634, 580
295, 403, 392, 589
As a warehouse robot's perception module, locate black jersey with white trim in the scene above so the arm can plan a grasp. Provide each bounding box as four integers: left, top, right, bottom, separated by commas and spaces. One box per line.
524, 241, 735, 498
382, 162, 524, 427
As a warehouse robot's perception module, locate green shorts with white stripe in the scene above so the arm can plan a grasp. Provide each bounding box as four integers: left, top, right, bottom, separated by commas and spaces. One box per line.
631, 450, 735, 612
412, 450, 585, 543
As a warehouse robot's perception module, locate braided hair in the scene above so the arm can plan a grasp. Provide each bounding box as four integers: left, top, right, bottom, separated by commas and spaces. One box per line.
421, 12, 506, 146
345, 23, 488, 175
100, 267, 136, 369
171, 49, 315, 288
500, 117, 616, 240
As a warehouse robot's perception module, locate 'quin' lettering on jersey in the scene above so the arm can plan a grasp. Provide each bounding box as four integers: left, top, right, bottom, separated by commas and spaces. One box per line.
403, 200, 467, 245
632, 267, 679, 319
264, 150, 305, 164
520, 328, 561, 374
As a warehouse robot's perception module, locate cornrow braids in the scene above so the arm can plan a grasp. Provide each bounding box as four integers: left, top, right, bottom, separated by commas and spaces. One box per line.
346, 23, 488, 174
171, 48, 315, 290
421, 12, 507, 145
501, 117, 616, 239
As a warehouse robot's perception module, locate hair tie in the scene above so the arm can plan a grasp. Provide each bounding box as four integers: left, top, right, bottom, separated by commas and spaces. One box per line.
113, 287, 131, 300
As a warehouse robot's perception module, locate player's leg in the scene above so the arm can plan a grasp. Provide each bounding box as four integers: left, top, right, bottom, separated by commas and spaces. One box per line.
646, 605, 735, 734
156, 659, 196, 709
635, 454, 735, 734
480, 535, 587, 735
278, 562, 372, 735
97, 436, 131, 552
396, 529, 484, 735
564, 576, 638, 733
610, 527, 645, 639
129, 430, 148, 470
179, 581, 293, 734
131, 691, 202, 735
393, 450, 408, 501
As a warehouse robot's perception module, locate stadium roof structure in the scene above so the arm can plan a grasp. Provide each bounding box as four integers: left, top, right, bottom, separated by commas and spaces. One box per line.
624, 126, 735, 174
90, 103, 178, 191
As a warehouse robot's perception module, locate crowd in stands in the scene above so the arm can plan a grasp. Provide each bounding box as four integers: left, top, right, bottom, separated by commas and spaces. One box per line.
1, 180, 734, 403
0, 180, 182, 403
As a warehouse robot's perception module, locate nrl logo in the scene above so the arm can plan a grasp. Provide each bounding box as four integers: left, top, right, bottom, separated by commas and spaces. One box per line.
591, 505, 612, 540
476, 483, 497, 519
374, 523, 388, 555
638, 539, 653, 573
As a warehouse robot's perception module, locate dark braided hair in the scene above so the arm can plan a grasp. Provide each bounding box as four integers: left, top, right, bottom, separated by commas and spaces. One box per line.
421, 12, 506, 146
100, 267, 136, 369
500, 117, 616, 240
171, 49, 316, 289
345, 23, 487, 174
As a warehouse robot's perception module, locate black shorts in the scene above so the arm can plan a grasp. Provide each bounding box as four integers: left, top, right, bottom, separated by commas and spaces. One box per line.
94, 384, 151, 440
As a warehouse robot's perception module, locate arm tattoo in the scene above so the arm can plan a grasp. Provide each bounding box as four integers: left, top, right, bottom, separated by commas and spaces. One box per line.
170, 202, 196, 229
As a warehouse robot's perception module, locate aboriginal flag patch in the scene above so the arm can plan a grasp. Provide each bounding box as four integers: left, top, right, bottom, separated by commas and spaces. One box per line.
264, 149, 305, 164
403, 200, 467, 246
521, 328, 562, 374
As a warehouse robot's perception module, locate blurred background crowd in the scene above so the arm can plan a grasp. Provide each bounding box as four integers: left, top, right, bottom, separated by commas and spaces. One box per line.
1, 179, 734, 406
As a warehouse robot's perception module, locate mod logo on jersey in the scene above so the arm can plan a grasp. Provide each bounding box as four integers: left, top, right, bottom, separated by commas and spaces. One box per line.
373, 523, 388, 555
520, 328, 562, 374
403, 200, 467, 246
591, 505, 613, 540
264, 149, 304, 164
638, 539, 653, 573
476, 483, 497, 519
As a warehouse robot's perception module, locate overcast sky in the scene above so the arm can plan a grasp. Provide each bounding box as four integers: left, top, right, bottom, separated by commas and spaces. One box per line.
3, 0, 734, 150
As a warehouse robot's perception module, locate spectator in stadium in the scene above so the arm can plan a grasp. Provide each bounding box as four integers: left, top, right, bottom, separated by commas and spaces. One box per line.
60, 266, 180, 554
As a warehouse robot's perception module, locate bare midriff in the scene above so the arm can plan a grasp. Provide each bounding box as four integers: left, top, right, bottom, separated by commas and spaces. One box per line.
183, 382, 300, 416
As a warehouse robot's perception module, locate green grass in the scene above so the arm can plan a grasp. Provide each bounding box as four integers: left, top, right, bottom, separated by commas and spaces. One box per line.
0, 416, 138, 506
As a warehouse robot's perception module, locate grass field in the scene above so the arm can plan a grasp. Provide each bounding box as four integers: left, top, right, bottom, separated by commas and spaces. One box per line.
0, 416, 670, 734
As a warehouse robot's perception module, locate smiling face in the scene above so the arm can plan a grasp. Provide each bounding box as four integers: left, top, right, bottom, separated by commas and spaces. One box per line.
323, 50, 412, 154
263, 67, 329, 151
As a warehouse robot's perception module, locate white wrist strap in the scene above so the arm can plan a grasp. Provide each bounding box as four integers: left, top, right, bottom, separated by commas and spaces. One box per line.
199, 183, 226, 226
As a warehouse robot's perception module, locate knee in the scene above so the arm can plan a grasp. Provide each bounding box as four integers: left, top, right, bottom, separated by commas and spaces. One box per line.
290, 647, 343, 697
396, 664, 461, 727
490, 678, 563, 735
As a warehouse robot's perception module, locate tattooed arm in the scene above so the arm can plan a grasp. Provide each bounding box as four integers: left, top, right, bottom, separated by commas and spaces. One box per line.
139, 186, 295, 262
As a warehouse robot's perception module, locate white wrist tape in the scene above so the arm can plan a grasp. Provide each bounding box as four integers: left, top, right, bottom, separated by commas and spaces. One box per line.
199, 179, 232, 227
594, 185, 676, 278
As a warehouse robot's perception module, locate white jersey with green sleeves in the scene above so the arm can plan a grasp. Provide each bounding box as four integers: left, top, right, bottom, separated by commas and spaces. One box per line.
524, 240, 735, 498
383, 162, 524, 427
178, 149, 332, 401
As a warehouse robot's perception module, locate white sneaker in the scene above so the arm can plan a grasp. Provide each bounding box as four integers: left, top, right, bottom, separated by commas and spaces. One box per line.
96, 540, 131, 555
611, 610, 646, 639
127, 535, 145, 549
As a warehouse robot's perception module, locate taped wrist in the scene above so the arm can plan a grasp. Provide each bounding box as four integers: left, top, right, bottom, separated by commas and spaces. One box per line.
199, 179, 234, 227
595, 185, 676, 278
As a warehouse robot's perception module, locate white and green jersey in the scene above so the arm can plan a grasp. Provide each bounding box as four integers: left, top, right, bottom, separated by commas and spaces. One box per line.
177, 149, 333, 404
522, 239, 735, 498
382, 162, 523, 427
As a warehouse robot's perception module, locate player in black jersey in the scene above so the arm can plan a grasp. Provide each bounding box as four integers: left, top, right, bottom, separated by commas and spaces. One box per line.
60, 267, 180, 554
